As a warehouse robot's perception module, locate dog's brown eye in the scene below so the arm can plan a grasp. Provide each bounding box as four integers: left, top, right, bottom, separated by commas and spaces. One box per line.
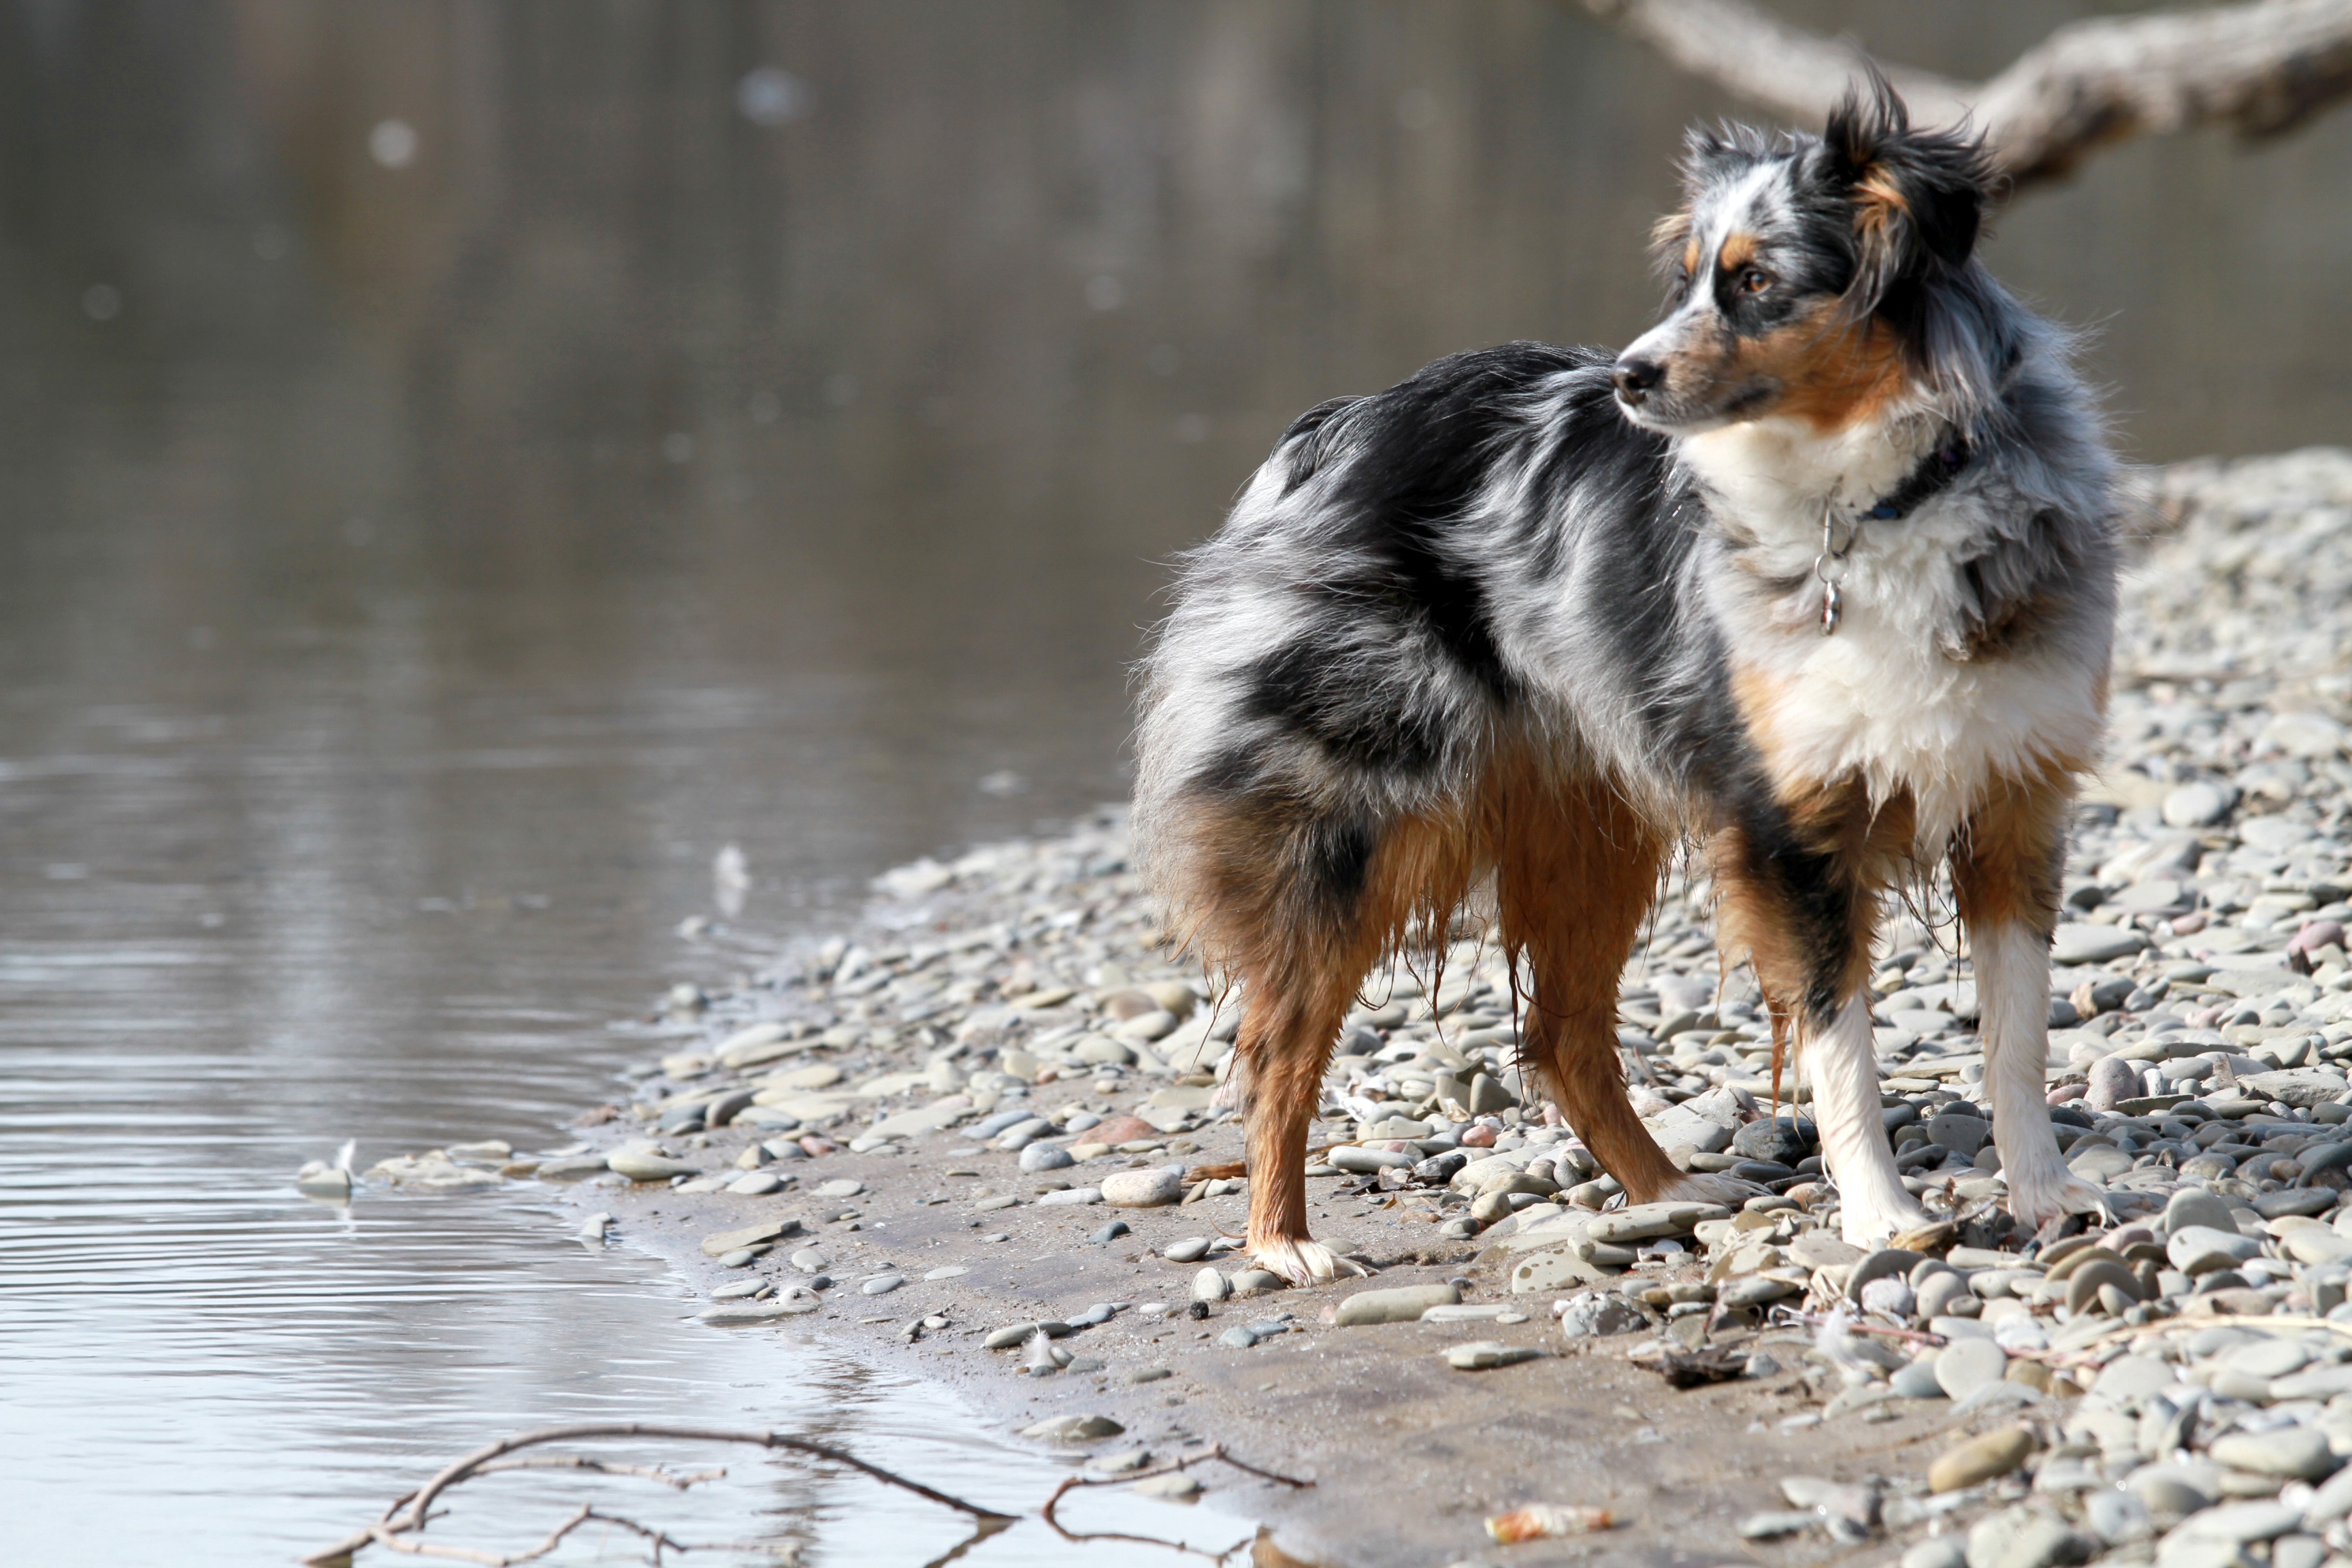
1739, 267, 1771, 294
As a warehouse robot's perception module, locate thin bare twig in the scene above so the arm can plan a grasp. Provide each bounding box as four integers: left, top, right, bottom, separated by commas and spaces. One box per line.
1041, 1443, 1314, 1562
469, 1455, 725, 1488
368, 1503, 685, 1566
1787, 1309, 1946, 1349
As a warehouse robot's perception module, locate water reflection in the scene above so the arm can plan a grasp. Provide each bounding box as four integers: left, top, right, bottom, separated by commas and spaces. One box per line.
0, 2, 2345, 1563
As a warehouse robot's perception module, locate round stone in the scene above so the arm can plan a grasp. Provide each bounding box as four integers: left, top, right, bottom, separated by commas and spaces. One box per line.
2165, 1189, 2238, 1235
1019, 1142, 1075, 1173
861, 1273, 903, 1296
2163, 782, 2234, 828
1860, 1275, 1917, 1318
1100, 1166, 1184, 1207
1928, 1111, 1989, 1157
1936, 1336, 2010, 1399
2208, 1427, 2337, 1480
1965, 1505, 2089, 1568
2092, 1354, 2174, 1401
2085, 1488, 2153, 1545
2087, 1056, 2142, 1113
2063, 1258, 2142, 1315
2221, 1339, 2310, 1379
1192, 1267, 1230, 1302
1556, 1292, 1645, 1337
1929, 1425, 2034, 1492
1846, 1247, 1926, 1304
1892, 1356, 1946, 1399
1916, 1270, 1973, 1320
607, 1148, 698, 1181
1732, 1118, 1810, 1165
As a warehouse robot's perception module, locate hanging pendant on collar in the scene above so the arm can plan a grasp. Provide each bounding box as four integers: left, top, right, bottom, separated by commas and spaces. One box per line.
1799, 434, 1972, 639
1814, 501, 1851, 638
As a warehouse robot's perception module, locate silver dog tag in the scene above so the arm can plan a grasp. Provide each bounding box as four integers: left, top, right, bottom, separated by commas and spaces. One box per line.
1819, 581, 1842, 636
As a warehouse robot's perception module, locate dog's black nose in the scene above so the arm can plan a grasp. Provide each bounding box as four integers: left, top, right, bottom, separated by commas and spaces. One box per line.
1612, 357, 1665, 405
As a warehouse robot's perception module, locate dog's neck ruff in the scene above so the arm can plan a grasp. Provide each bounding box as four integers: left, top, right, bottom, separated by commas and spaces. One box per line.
1813, 435, 1972, 635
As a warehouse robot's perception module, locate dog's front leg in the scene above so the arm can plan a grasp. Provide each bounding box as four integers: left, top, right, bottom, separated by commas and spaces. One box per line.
1955, 779, 2107, 1230
1712, 817, 1926, 1247
1806, 988, 1929, 1246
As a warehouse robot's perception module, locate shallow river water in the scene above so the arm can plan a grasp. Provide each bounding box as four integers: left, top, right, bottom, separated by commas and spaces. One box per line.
1, 4, 2345, 1563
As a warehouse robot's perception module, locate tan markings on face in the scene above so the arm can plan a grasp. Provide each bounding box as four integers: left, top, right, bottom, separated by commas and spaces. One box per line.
1722, 297, 1912, 433
1716, 231, 1758, 274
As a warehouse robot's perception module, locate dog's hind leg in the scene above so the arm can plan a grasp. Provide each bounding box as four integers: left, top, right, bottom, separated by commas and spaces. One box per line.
1496, 778, 1738, 1204
1232, 971, 1371, 1286
1203, 808, 1474, 1286
1955, 768, 2106, 1231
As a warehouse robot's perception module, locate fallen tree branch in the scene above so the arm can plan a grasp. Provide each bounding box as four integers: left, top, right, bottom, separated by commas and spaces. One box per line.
311, 1423, 1309, 1567
1578, 0, 2352, 189
305, 1421, 1012, 1567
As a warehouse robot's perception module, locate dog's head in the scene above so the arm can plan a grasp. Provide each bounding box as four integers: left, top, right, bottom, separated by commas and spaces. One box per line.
1613, 77, 1993, 435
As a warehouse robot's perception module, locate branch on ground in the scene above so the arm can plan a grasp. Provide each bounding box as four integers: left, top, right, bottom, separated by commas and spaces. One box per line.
304, 1421, 1011, 1567
307, 1422, 1311, 1568
1578, 0, 2352, 189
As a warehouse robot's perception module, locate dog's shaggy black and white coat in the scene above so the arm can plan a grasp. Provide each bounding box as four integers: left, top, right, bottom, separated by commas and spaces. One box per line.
1135, 82, 2119, 1284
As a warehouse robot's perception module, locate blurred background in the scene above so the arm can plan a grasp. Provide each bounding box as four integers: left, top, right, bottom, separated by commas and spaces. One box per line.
0, 3, 2345, 1562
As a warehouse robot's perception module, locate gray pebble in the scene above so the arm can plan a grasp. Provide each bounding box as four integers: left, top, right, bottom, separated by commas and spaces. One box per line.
1936, 1337, 2008, 1399
1916, 1270, 1974, 1320
2085, 1488, 2153, 1544
2163, 781, 2234, 828
1964, 1506, 2088, 1568
1904, 1538, 1967, 1568
1556, 1292, 1644, 1337
1018, 1142, 1075, 1173
861, 1274, 903, 1296
2208, 1428, 2336, 1480
2087, 1054, 2142, 1113
1859, 1275, 1916, 1318
1891, 1356, 1946, 1399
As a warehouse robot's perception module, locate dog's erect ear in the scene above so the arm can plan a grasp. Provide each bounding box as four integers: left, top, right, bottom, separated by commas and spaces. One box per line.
1816, 67, 1989, 306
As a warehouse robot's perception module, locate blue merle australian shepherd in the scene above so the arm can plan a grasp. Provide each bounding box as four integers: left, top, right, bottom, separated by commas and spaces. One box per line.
1135, 83, 2117, 1285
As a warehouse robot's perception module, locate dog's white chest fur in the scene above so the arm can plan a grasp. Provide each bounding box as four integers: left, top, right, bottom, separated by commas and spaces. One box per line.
1682, 418, 2102, 843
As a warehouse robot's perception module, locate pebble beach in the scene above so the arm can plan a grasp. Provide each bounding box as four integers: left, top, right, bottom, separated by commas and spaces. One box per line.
343, 447, 2352, 1568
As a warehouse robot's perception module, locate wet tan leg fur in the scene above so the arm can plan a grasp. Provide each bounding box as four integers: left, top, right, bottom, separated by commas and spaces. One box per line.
1192, 809, 1478, 1285
1490, 776, 1700, 1202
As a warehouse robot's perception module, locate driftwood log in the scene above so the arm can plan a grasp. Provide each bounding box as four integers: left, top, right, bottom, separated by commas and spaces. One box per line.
1578, 0, 2352, 188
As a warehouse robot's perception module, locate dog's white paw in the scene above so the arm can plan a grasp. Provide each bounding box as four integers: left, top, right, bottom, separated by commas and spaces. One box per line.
1250, 1236, 1370, 1287
1657, 1171, 1771, 1207
2005, 1170, 2110, 1230
1838, 1191, 1931, 1250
